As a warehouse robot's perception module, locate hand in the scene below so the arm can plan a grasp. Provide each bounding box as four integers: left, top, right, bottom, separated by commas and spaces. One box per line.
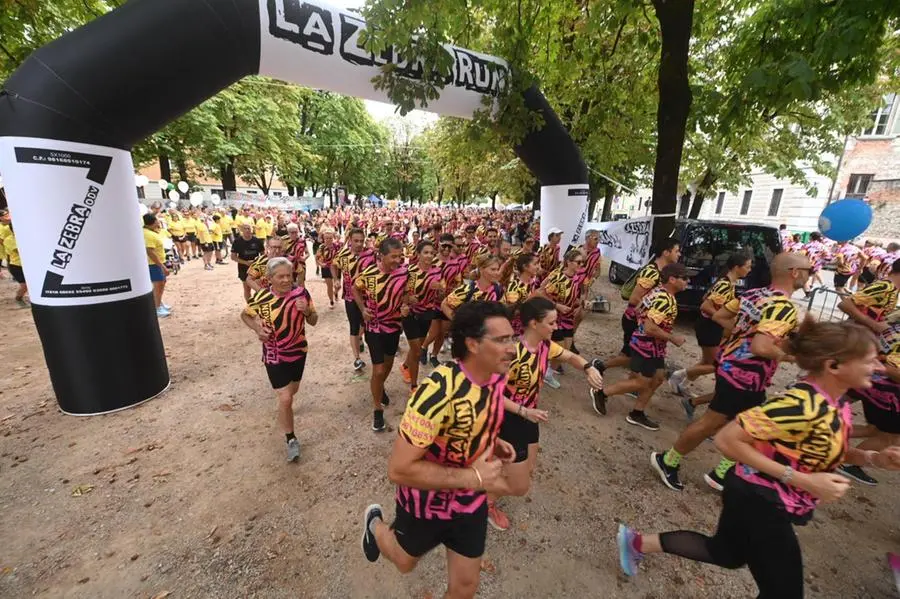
362, 308, 374, 322
572, 307, 583, 320
161, 265, 169, 277
493, 439, 516, 463
874, 446, 900, 470
671, 335, 686, 347
522, 408, 549, 424
873, 321, 889, 335
256, 328, 271, 343
471, 445, 503, 487
434, 280, 446, 291
557, 304, 572, 315
585, 368, 603, 390
400, 304, 410, 317
798, 472, 849, 502
295, 298, 309, 314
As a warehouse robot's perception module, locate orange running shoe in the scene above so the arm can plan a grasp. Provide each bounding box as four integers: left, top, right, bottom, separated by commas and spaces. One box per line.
400, 363, 412, 384
487, 500, 509, 531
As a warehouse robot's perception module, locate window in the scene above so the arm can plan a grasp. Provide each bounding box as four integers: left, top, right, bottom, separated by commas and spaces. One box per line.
739, 190, 752, 215
862, 93, 896, 136
767, 189, 783, 217
245, 189, 258, 195
715, 191, 725, 214
271, 191, 284, 197
846, 174, 873, 199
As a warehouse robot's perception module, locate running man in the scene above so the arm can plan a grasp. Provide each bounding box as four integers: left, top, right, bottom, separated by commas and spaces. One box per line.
353, 237, 411, 432
315, 227, 341, 308
540, 248, 589, 387
590, 263, 690, 430
618, 320, 900, 597
650, 252, 807, 492
241, 257, 318, 462
333, 227, 376, 371
231, 223, 266, 302
537, 227, 563, 279
597, 238, 681, 373
361, 301, 517, 599
833, 240, 862, 294
399, 240, 445, 393
246, 236, 287, 293
838, 258, 900, 336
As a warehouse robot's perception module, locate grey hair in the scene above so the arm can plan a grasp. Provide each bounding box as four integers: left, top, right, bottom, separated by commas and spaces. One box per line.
266, 257, 293, 277
586, 229, 599, 236
286, 223, 299, 232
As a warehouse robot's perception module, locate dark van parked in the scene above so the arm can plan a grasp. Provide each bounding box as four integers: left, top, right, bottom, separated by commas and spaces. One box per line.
608, 219, 783, 310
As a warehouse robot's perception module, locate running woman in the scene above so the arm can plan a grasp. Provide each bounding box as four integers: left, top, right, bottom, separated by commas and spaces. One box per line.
231, 223, 266, 302
361, 301, 517, 599
618, 320, 900, 598
441, 254, 505, 321
540, 248, 589, 387
399, 240, 445, 392
590, 263, 690, 430
597, 238, 681, 373
503, 252, 541, 336
838, 258, 900, 336
420, 234, 465, 368
650, 252, 808, 492
537, 227, 563, 279
167, 211, 188, 263
241, 257, 318, 462
315, 227, 340, 308
833, 240, 862, 293
352, 237, 411, 432
669, 252, 753, 419
333, 228, 376, 372
246, 236, 286, 293
487, 297, 604, 531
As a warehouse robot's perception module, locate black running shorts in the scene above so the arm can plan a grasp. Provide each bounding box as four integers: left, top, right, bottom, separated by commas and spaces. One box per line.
321, 265, 333, 279
708, 375, 767, 420
694, 316, 724, 348
551, 327, 574, 342
8, 264, 25, 284
620, 313, 637, 356
402, 313, 433, 341
365, 330, 401, 365
345, 300, 363, 337
629, 353, 665, 378
499, 411, 539, 463
238, 264, 250, 282
833, 273, 852, 288
265, 356, 307, 390
392, 500, 488, 559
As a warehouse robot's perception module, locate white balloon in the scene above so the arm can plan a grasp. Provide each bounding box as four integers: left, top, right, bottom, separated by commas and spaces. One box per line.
135, 174, 149, 187
190, 196, 203, 207
210, 193, 221, 202
138, 203, 149, 216
177, 181, 189, 193
158, 178, 168, 191
211, 196, 221, 206
168, 201, 177, 209
168, 190, 180, 201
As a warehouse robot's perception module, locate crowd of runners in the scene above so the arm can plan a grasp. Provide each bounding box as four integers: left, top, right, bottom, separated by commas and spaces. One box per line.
2, 200, 899, 598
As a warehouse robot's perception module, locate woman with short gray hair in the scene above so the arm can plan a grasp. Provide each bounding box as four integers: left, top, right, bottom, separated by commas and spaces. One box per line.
241, 257, 318, 462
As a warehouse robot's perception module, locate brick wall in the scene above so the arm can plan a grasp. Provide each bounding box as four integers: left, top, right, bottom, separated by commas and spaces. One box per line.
833, 136, 900, 241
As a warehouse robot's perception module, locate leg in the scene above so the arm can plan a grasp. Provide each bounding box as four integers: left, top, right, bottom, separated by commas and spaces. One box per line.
275, 385, 296, 434
686, 346, 718, 380
370, 364, 388, 410
350, 334, 362, 361
406, 338, 423, 386
503, 444, 538, 497
603, 374, 648, 398
633, 372, 664, 412
243, 281, 252, 302
854, 430, 900, 452
372, 519, 420, 574
444, 549, 482, 599
325, 278, 335, 305
15, 282, 28, 302
673, 409, 729, 456
152, 281, 164, 308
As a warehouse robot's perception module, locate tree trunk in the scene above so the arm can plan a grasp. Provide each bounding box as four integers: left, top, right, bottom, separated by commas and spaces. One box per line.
678, 190, 692, 217
688, 168, 717, 219
491, 192, 498, 211
158, 154, 171, 184
650, 0, 695, 253
287, 185, 295, 196
587, 176, 600, 221
601, 181, 616, 221
220, 160, 237, 192
527, 180, 541, 211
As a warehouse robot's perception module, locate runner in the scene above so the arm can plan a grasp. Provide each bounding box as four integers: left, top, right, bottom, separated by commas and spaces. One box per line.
210, 214, 225, 265
241, 257, 317, 462
487, 297, 604, 530
143, 213, 170, 317
352, 237, 411, 432
617, 319, 900, 598
537, 227, 563, 278
333, 227, 376, 371
503, 252, 541, 336
246, 236, 286, 293
539, 248, 590, 388
596, 238, 681, 373
833, 240, 862, 293
167, 211, 188, 264
399, 240, 445, 392
315, 227, 340, 308
441, 254, 505, 321
838, 258, 900, 335
361, 301, 517, 599
182, 211, 199, 260
231, 223, 266, 302
650, 252, 808, 492
196, 212, 215, 271
801, 232, 828, 294
669, 252, 753, 419
589, 263, 690, 430
420, 234, 465, 369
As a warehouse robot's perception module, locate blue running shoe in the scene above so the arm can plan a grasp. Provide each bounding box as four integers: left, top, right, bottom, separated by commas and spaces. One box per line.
617, 523, 643, 577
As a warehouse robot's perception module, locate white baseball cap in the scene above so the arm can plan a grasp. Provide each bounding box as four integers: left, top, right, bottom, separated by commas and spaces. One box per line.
547, 227, 564, 236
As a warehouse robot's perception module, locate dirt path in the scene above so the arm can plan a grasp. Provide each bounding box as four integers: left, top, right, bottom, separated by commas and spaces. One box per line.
0, 257, 897, 598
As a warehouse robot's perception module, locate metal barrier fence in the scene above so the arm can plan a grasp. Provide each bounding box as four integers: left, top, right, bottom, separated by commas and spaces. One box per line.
806, 286, 848, 322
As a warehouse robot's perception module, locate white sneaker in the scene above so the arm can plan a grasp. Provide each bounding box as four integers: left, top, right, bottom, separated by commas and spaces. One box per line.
543, 371, 561, 389
156, 306, 171, 318
668, 369, 689, 397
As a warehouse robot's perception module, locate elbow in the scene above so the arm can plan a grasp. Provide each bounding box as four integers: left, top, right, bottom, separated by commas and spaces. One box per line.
387, 462, 405, 485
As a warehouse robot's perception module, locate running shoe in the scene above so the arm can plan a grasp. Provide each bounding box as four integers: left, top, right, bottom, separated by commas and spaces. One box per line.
441, 340, 451, 354
400, 363, 412, 384
381, 392, 390, 407
372, 410, 385, 432
703, 469, 726, 492
353, 358, 365, 371
668, 369, 689, 397
625, 392, 639, 399
543, 371, 561, 389
590, 388, 607, 415
429, 356, 440, 368
838, 464, 878, 486
680, 396, 695, 421
650, 451, 684, 491
204, 264, 214, 271
590, 358, 606, 374
15, 298, 30, 309
362, 504, 383, 562
419, 351, 428, 366
487, 501, 510, 531
626, 411, 660, 432
286, 438, 300, 462
555, 365, 564, 375
161, 302, 172, 311
156, 306, 171, 318
616, 523, 644, 577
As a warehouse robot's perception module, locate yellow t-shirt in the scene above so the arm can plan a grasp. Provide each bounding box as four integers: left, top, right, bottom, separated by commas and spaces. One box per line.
4, 231, 21, 266
196, 219, 212, 244
143, 228, 165, 265
254, 218, 268, 240
220, 214, 234, 233
210, 222, 223, 243
235, 214, 252, 230
0, 223, 10, 262
182, 218, 197, 234
167, 218, 185, 237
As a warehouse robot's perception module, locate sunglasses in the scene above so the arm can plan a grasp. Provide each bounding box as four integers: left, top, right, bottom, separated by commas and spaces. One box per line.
440, 244, 453, 249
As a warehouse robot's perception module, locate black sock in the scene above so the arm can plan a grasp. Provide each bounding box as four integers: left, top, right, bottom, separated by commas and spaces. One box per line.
285, 432, 296, 443
630, 409, 643, 417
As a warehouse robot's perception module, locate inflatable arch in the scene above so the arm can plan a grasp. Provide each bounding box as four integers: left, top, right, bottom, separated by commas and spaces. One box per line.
0, 0, 588, 415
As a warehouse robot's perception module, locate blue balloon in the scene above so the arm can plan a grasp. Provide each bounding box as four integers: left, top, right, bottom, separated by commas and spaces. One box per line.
818, 198, 872, 242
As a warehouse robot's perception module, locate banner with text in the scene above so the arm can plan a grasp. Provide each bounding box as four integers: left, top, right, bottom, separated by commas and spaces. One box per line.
586, 216, 654, 269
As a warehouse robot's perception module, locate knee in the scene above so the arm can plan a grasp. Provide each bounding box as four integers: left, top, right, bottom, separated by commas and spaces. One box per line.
275, 390, 293, 406
394, 555, 418, 574
447, 572, 480, 599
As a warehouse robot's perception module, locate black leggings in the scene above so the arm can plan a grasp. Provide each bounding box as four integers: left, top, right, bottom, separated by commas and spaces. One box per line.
659, 485, 802, 599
